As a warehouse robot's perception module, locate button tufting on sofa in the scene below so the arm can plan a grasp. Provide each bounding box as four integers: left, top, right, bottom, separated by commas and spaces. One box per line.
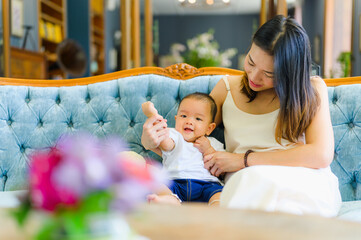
333, 151, 338, 159
2, 170, 8, 182
115, 97, 120, 102
356, 173, 361, 185
99, 120, 104, 126
129, 121, 135, 127
25, 98, 30, 103
7, 120, 12, 126
37, 120, 43, 128
348, 122, 355, 128
19, 145, 26, 153
85, 97, 91, 103
68, 121, 74, 128
55, 98, 61, 104
332, 98, 337, 104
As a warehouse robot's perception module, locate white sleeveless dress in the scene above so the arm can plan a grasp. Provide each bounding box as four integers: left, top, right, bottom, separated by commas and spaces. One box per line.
219, 77, 342, 217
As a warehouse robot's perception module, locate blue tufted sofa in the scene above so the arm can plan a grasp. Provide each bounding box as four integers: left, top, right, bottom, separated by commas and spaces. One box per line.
0, 63, 360, 221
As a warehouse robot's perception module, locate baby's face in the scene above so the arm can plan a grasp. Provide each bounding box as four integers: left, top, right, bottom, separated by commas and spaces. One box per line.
175, 98, 214, 143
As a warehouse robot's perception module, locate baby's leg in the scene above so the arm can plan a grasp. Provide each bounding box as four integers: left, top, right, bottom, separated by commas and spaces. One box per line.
147, 194, 181, 205
147, 184, 181, 205
208, 192, 221, 207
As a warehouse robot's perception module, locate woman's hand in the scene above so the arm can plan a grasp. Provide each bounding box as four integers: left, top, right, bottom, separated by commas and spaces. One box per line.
204, 151, 244, 177
194, 136, 213, 155
141, 115, 169, 150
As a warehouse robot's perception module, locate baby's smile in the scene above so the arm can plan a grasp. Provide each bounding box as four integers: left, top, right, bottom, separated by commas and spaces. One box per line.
184, 127, 193, 132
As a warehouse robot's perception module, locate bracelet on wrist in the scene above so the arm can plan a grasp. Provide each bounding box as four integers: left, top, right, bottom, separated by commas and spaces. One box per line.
244, 150, 254, 168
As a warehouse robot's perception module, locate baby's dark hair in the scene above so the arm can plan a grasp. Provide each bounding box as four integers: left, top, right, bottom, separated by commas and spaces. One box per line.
180, 92, 217, 122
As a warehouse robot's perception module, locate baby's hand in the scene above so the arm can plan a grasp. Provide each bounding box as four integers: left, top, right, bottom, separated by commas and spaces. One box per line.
142, 101, 159, 118
194, 136, 212, 155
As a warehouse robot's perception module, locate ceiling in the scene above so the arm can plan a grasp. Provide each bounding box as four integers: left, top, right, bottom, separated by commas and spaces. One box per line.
148, 0, 297, 15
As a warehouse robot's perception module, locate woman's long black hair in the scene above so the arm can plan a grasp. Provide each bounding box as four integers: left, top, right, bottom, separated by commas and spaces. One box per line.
242, 15, 320, 144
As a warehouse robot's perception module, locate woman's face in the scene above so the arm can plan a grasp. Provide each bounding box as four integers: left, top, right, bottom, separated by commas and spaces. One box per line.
244, 43, 275, 92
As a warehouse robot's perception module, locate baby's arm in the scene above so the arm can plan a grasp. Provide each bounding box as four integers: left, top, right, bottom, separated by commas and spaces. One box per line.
142, 101, 175, 152
194, 136, 216, 156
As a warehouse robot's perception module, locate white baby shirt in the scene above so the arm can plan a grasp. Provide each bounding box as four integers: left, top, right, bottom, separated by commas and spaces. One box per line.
162, 128, 224, 183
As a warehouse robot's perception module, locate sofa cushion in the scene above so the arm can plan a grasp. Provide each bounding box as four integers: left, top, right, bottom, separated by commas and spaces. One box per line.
328, 85, 361, 201
337, 200, 361, 223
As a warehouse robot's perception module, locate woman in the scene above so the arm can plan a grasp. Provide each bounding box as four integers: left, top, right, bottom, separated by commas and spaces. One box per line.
142, 15, 341, 217
204, 15, 341, 216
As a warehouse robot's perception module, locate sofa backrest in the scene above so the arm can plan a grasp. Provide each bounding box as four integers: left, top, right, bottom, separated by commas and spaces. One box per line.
327, 85, 361, 201
0, 64, 360, 202
0, 64, 236, 191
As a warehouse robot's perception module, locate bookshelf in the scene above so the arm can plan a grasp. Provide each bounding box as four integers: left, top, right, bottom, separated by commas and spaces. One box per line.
38, 0, 67, 78
90, 0, 105, 75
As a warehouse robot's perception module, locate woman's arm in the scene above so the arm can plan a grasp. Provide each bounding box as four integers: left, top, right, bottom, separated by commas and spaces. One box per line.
246, 77, 333, 169
205, 77, 334, 176
210, 77, 228, 126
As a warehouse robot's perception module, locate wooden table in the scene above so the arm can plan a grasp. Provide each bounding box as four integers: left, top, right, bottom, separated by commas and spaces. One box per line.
2, 203, 361, 240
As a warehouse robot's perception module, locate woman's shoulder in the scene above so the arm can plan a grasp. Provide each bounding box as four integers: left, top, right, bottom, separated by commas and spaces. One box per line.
227, 73, 244, 82
311, 76, 327, 92
213, 74, 242, 92
311, 75, 326, 86
226, 74, 244, 88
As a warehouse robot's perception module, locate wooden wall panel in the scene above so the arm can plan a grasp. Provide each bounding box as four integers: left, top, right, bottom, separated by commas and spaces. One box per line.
145, 0, 153, 66
131, 0, 140, 68
121, 0, 131, 69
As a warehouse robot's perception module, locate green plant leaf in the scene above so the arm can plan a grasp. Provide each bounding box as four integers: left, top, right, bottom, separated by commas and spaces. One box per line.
59, 211, 88, 240
35, 217, 60, 240
11, 195, 32, 226
79, 191, 113, 213
337, 51, 352, 77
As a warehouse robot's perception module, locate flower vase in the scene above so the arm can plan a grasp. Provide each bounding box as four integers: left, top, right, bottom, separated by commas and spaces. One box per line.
83, 213, 133, 240
45, 213, 135, 240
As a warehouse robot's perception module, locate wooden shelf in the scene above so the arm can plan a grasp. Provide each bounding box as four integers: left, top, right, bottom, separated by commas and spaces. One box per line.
42, 37, 59, 45
38, 0, 66, 79
44, 0, 64, 7
41, 13, 63, 25
41, 0, 63, 13
45, 52, 57, 62
92, 36, 103, 45
92, 26, 103, 36
90, 0, 105, 76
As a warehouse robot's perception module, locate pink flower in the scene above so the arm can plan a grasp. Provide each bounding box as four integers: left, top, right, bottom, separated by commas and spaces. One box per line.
29, 149, 79, 211
117, 153, 152, 184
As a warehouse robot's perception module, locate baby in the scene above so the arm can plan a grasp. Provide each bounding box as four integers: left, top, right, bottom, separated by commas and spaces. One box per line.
142, 92, 224, 206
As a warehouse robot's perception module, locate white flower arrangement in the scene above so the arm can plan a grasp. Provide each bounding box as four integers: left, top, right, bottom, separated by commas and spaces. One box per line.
160, 29, 237, 68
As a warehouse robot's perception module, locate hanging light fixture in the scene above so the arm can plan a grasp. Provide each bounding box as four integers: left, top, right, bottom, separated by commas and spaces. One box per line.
178, 0, 231, 9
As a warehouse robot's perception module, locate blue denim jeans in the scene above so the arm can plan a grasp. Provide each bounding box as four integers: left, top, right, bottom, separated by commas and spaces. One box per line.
169, 179, 223, 202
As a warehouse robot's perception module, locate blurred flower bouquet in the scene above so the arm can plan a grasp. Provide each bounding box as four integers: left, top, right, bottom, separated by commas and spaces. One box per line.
13, 133, 167, 240
160, 29, 237, 68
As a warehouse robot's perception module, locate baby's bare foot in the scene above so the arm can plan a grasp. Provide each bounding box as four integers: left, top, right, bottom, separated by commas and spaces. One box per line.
147, 194, 181, 205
